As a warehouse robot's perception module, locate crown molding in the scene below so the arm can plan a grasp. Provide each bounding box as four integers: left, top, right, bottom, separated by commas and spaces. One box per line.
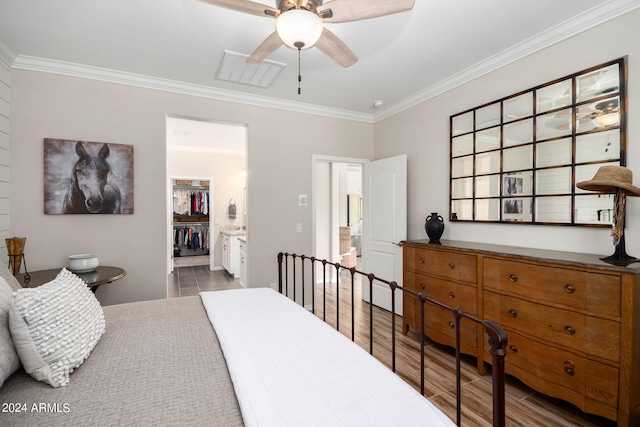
11, 55, 374, 124
0, 35, 16, 69
6, 0, 640, 124
373, 0, 640, 122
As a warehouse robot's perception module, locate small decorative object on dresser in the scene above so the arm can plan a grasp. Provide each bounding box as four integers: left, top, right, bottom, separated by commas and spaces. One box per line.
577, 165, 640, 266
425, 212, 445, 243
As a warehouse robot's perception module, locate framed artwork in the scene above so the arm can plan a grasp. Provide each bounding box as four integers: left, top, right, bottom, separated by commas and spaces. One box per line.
44, 138, 134, 214
503, 176, 523, 196
504, 199, 523, 214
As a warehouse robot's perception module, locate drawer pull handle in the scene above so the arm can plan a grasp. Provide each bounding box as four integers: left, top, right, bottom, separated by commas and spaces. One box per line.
508, 309, 518, 318
565, 325, 576, 335
419, 257, 425, 264
448, 321, 455, 328
419, 283, 425, 290
564, 360, 575, 376
448, 262, 455, 269
509, 345, 518, 353
448, 291, 455, 299
508, 273, 518, 282
564, 284, 575, 293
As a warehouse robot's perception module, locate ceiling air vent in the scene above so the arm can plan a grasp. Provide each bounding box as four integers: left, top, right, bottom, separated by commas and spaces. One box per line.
216, 50, 286, 88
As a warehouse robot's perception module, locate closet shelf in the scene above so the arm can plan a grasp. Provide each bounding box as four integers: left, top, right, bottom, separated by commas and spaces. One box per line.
173, 221, 210, 226
173, 215, 209, 223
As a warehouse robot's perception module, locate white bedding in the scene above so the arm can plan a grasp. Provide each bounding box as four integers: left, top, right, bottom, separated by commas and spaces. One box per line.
200, 288, 455, 427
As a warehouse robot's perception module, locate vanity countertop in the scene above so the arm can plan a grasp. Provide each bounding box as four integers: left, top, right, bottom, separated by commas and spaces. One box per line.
221, 226, 246, 236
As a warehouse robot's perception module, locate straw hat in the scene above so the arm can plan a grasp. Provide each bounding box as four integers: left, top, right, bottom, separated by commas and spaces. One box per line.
576, 165, 640, 197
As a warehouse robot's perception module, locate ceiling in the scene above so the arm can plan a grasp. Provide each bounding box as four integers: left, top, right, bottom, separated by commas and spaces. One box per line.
167, 116, 247, 154
1, 0, 639, 122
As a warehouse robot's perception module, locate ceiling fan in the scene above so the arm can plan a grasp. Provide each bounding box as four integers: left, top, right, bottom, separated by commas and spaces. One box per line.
550, 97, 620, 130
199, 0, 416, 68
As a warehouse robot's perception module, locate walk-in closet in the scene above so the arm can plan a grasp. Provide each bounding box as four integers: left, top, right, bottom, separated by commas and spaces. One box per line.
172, 179, 211, 267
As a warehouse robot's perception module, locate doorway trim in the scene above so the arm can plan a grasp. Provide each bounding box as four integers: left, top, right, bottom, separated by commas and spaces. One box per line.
165, 114, 249, 291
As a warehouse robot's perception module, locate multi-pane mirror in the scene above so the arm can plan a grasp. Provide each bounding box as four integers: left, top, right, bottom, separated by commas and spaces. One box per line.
450, 57, 626, 226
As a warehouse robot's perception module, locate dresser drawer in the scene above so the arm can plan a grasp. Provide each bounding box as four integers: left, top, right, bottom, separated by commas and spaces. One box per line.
484, 329, 618, 419
405, 246, 477, 284
405, 293, 477, 352
404, 271, 477, 315
484, 291, 619, 363
484, 257, 620, 319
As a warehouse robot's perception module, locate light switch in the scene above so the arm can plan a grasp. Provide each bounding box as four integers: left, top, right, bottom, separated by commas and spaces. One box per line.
296, 223, 302, 233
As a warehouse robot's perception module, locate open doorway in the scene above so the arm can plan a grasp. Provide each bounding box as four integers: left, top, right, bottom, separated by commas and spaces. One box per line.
166, 116, 247, 284
313, 154, 407, 313
313, 155, 366, 281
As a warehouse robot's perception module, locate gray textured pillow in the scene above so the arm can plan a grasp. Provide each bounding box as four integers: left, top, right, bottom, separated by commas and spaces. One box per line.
0, 260, 22, 290
9, 268, 105, 387
0, 276, 21, 386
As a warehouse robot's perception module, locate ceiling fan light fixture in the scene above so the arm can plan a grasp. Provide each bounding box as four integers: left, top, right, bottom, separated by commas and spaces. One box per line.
593, 98, 619, 127
594, 112, 619, 127
276, 9, 323, 50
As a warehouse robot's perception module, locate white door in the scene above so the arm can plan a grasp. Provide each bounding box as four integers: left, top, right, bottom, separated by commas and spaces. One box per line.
362, 155, 407, 314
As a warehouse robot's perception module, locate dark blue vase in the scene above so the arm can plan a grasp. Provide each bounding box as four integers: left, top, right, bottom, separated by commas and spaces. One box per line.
425, 213, 444, 243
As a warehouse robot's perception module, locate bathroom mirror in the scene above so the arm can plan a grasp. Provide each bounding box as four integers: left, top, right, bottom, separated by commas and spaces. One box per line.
450, 57, 626, 226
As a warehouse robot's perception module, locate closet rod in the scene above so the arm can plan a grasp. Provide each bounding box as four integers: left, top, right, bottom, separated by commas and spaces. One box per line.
173, 222, 210, 226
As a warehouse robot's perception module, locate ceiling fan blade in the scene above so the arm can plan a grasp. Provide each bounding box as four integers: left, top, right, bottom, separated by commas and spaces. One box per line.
247, 32, 284, 63
319, 0, 415, 23
198, 0, 278, 18
315, 28, 357, 68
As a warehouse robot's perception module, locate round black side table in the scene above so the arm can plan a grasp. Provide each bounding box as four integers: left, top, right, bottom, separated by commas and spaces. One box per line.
18, 266, 126, 293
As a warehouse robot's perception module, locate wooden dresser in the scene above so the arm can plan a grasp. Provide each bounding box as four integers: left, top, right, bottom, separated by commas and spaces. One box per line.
403, 240, 640, 427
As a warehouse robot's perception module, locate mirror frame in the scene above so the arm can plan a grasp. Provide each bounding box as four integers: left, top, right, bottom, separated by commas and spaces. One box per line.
449, 57, 627, 226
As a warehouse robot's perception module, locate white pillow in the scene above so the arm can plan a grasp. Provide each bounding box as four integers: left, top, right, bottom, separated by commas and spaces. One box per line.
0, 276, 21, 386
9, 268, 105, 387
0, 260, 22, 291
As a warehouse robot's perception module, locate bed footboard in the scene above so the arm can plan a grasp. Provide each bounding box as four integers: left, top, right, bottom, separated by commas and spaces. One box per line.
277, 252, 507, 427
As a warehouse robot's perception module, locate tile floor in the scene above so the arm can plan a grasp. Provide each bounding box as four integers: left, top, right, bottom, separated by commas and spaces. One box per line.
168, 263, 241, 298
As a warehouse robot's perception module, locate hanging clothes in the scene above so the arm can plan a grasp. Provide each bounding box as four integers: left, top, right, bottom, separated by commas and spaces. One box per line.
173, 224, 210, 255
173, 188, 210, 216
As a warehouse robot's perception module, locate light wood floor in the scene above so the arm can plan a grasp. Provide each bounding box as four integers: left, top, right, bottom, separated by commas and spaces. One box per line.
307, 269, 615, 427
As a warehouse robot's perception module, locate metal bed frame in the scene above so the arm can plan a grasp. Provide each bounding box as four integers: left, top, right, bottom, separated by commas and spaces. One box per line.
278, 252, 508, 427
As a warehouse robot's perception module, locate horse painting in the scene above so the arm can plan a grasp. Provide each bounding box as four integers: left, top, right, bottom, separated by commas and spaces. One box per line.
62, 142, 122, 214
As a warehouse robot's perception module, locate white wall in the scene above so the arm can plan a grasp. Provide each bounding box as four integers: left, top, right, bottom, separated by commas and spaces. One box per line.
332, 163, 345, 263
0, 60, 9, 259
8, 69, 374, 304
375, 9, 640, 257
314, 161, 331, 262
347, 165, 362, 235
168, 150, 246, 268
